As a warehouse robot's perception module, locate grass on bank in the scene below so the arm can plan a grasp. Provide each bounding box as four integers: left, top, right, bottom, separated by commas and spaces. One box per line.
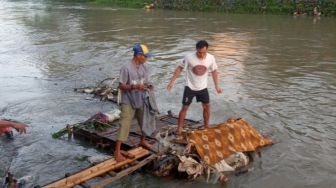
63, 0, 152, 8
61, 0, 336, 16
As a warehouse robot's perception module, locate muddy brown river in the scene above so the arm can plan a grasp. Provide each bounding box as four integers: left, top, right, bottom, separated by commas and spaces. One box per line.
0, 1, 335, 187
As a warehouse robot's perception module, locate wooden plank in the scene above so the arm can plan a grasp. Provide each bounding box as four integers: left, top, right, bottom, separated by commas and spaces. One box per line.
78, 182, 90, 188
90, 154, 157, 188
107, 171, 117, 177
42, 147, 149, 188
120, 150, 135, 159
44, 148, 145, 188
129, 160, 139, 166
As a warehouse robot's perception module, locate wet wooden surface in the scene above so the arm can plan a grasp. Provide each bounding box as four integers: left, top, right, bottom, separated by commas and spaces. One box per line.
42, 114, 201, 187
73, 114, 201, 149
42, 147, 152, 188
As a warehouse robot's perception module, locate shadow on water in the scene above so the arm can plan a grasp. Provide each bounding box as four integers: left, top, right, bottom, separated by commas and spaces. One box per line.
0, 1, 336, 187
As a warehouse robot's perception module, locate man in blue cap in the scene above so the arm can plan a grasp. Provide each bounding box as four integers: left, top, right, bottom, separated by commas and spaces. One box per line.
114, 43, 153, 162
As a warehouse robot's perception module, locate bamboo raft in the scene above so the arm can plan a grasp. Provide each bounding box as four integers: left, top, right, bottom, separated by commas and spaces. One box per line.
42, 147, 154, 188
40, 79, 273, 187
41, 113, 201, 188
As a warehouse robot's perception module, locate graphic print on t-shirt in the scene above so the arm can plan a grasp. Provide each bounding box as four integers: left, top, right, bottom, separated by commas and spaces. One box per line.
192, 65, 207, 76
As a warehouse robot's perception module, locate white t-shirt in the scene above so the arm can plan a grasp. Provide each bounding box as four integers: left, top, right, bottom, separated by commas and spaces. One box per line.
180, 52, 218, 91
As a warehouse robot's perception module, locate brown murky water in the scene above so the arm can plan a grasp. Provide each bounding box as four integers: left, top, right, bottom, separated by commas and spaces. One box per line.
0, 1, 335, 187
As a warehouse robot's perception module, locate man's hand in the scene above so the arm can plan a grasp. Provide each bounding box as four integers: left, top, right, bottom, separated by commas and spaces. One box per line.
0, 120, 28, 134
133, 84, 147, 90
145, 84, 153, 90
167, 66, 182, 92
12, 123, 28, 134
167, 81, 174, 92
215, 86, 223, 94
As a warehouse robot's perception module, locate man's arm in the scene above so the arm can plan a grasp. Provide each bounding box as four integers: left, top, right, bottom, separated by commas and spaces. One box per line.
211, 70, 223, 94
119, 67, 148, 91
119, 83, 148, 91
167, 66, 183, 91
0, 120, 28, 134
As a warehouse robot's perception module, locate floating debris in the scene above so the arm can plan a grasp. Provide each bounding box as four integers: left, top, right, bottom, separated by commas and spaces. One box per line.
74, 77, 119, 102
144, 3, 154, 9
148, 117, 273, 184
2, 172, 33, 188
52, 109, 121, 139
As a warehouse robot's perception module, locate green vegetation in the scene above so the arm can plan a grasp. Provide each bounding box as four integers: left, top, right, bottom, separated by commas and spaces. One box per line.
158, 0, 336, 16
52, 124, 77, 138
52, 120, 113, 139
61, 0, 336, 16
83, 120, 113, 132
74, 155, 89, 162
62, 0, 153, 8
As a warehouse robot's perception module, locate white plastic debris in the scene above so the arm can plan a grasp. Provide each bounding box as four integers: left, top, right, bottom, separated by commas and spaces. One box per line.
17, 175, 34, 185
214, 159, 235, 172
178, 156, 203, 178
224, 152, 249, 169
103, 109, 121, 122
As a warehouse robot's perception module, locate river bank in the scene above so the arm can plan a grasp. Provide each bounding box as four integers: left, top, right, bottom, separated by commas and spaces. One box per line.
63, 0, 336, 16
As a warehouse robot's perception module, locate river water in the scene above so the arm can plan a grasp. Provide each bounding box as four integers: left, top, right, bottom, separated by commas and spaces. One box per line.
0, 1, 335, 187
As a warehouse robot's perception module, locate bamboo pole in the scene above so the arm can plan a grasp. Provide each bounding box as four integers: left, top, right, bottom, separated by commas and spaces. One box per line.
90, 154, 157, 188
43, 147, 149, 188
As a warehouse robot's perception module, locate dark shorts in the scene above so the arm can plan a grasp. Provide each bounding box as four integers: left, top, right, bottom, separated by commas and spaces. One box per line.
182, 86, 209, 105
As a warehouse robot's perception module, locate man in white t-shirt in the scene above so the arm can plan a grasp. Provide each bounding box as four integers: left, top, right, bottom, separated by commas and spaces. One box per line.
167, 40, 223, 136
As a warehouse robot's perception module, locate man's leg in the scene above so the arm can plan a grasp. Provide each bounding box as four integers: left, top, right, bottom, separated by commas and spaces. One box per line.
114, 104, 135, 162
196, 88, 210, 129
140, 135, 152, 149
114, 140, 125, 162
202, 103, 210, 128
177, 105, 189, 135
178, 86, 193, 135
134, 107, 152, 149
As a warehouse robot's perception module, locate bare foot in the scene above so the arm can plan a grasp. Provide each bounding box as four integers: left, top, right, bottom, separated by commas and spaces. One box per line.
175, 133, 184, 140
140, 140, 152, 150
115, 153, 126, 162
176, 128, 184, 136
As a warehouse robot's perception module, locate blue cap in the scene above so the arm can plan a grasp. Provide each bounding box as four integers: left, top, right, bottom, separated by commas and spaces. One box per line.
133, 43, 153, 58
